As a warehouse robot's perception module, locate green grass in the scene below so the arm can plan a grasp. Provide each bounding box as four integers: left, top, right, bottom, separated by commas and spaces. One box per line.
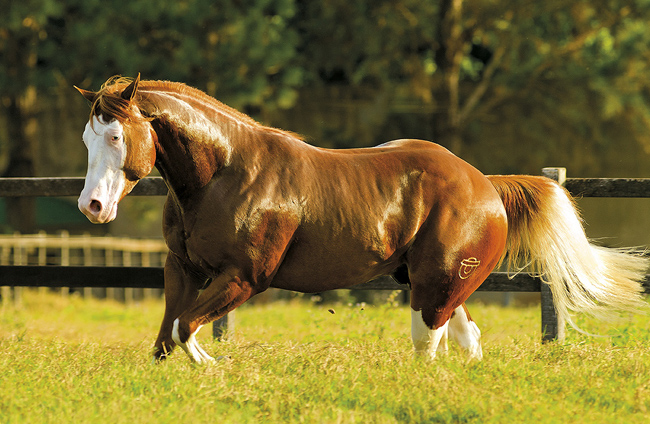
1, 291, 649, 423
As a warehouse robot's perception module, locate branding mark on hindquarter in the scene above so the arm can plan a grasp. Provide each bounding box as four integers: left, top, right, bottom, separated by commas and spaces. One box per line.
458, 257, 481, 279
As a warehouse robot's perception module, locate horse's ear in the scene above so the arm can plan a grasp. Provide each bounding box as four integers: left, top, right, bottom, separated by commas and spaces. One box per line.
121, 73, 140, 102
74, 86, 96, 102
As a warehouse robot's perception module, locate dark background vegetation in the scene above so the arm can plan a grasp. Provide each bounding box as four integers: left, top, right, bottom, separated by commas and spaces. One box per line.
2, 0, 650, 246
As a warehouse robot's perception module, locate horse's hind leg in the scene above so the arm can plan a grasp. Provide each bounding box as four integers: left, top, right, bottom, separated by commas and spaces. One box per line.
409, 257, 498, 361
394, 265, 449, 356
448, 304, 482, 360
412, 303, 482, 360
407, 172, 507, 361
407, 239, 502, 361
411, 309, 450, 360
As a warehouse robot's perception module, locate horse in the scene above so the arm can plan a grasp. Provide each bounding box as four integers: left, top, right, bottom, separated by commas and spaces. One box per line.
75, 75, 648, 363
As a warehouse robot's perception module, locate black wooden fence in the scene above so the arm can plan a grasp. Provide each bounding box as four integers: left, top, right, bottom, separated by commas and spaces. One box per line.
1, 167, 649, 341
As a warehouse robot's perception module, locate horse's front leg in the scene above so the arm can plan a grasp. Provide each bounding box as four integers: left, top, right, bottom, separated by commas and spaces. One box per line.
172, 268, 256, 363
152, 253, 206, 362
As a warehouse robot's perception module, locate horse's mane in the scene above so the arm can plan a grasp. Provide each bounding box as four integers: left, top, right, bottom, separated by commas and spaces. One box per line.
90, 76, 303, 141
89, 76, 147, 125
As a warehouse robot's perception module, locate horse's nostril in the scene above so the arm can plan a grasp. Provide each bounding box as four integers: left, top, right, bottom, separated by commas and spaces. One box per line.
89, 200, 102, 214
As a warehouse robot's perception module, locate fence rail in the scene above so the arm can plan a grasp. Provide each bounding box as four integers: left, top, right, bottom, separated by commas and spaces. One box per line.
564, 178, 650, 197
5, 175, 650, 197
0, 231, 168, 303
0, 232, 167, 254
0, 177, 167, 197
2, 168, 650, 342
0, 265, 547, 291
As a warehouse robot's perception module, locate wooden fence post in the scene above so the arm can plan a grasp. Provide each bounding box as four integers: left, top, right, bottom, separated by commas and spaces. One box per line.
123, 249, 133, 305
0, 243, 10, 308
12, 232, 24, 306
59, 231, 70, 297
38, 231, 48, 296
83, 233, 93, 299
142, 251, 153, 300
105, 242, 115, 301
540, 167, 567, 342
212, 312, 235, 341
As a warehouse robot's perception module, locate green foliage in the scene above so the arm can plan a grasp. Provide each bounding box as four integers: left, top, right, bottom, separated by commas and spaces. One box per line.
295, 1, 438, 88
0, 0, 62, 94
3, 0, 650, 177
489, 1, 650, 154
1, 292, 649, 423
1, 0, 302, 109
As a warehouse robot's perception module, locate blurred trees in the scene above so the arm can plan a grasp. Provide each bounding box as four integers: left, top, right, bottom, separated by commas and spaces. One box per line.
289, 0, 650, 169
2, 0, 650, 231
0, 0, 301, 108
0, 0, 64, 231
56, 0, 303, 109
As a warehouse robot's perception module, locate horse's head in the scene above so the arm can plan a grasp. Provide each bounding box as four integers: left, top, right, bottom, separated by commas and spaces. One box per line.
75, 75, 157, 223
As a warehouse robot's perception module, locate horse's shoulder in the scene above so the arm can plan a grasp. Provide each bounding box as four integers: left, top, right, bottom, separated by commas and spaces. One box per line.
161, 194, 188, 256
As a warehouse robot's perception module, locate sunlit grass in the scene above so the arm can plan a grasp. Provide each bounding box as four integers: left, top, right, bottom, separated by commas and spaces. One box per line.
1, 290, 649, 423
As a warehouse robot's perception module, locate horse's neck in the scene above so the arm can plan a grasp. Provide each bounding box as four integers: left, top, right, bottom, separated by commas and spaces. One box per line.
150, 112, 234, 200
142, 88, 301, 201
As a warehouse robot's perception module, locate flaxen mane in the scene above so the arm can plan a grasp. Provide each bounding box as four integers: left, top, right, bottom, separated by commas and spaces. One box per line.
89, 76, 144, 124
91, 76, 303, 141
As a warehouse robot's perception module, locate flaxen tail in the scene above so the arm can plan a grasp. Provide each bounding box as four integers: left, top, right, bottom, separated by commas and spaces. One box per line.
488, 175, 648, 329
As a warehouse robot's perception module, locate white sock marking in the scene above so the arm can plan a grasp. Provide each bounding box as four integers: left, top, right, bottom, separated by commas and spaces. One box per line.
172, 318, 215, 364
410, 309, 449, 360
448, 306, 483, 360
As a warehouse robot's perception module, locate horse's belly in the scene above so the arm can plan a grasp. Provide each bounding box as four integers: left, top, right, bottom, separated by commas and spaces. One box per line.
267, 209, 424, 291
268, 242, 400, 292
269, 265, 384, 293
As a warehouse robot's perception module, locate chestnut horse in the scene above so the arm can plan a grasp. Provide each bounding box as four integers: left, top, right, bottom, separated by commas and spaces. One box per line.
76, 75, 648, 363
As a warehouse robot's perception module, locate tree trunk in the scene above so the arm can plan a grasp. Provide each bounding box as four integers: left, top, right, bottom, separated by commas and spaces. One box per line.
2, 91, 37, 233
433, 0, 465, 155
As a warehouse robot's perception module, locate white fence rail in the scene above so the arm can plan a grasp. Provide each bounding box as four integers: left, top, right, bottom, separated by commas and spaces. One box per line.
0, 231, 167, 305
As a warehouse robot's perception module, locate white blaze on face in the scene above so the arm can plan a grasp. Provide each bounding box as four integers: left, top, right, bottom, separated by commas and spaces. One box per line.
78, 115, 128, 224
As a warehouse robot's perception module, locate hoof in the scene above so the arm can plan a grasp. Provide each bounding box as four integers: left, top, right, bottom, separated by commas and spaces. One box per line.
152, 352, 169, 364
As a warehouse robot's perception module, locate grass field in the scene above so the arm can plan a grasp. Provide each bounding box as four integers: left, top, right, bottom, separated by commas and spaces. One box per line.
1, 290, 649, 424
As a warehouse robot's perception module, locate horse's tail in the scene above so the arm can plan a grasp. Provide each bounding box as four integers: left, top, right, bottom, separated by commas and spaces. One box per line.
488, 175, 648, 327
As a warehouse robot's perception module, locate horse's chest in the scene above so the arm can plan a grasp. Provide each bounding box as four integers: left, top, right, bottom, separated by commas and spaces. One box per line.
162, 196, 230, 269
165, 197, 301, 280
